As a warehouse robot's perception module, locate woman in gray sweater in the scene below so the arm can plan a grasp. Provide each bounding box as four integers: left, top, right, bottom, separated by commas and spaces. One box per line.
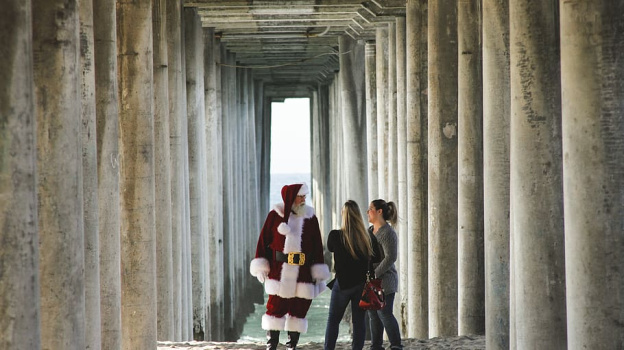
366, 199, 403, 350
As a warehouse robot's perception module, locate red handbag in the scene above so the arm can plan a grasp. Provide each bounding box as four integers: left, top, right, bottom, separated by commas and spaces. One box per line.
359, 271, 386, 310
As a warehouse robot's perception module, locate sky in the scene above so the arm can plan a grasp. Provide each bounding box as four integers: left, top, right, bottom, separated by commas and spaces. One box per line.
270, 98, 311, 174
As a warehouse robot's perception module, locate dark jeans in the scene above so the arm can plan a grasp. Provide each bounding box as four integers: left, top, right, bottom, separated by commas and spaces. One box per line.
368, 292, 403, 350
324, 279, 367, 350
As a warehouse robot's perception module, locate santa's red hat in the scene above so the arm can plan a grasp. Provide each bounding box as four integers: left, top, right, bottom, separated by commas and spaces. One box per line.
277, 183, 309, 235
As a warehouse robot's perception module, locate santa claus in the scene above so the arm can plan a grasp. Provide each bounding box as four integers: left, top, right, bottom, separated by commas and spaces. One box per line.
250, 182, 330, 350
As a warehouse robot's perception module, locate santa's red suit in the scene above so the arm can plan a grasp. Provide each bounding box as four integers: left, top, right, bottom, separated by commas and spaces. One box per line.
250, 183, 330, 334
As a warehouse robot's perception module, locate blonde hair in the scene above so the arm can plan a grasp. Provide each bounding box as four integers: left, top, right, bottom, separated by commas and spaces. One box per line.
341, 200, 373, 260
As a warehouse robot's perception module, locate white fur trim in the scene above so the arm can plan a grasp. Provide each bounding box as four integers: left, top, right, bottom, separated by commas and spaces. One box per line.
278, 222, 291, 235
262, 314, 286, 331
311, 263, 331, 282
264, 280, 325, 300
298, 183, 309, 196
250, 258, 270, 277
285, 315, 308, 333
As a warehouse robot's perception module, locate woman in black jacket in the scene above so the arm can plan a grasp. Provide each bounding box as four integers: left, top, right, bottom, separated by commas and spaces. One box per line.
324, 200, 381, 350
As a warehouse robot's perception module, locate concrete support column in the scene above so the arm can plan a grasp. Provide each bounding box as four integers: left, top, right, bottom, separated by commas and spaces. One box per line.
365, 42, 378, 201
405, 0, 428, 338
204, 27, 225, 341
0, 2, 41, 348
94, 0, 122, 347
395, 16, 408, 334
428, 0, 458, 337
79, 0, 102, 348
388, 23, 398, 204
329, 81, 342, 228
338, 35, 367, 212
457, 0, 484, 336
376, 28, 389, 199
561, 3, 624, 348
312, 84, 332, 244
153, 0, 174, 340
184, 8, 208, 340
33, 0, 86, 348
481, 0, 510, 347
117, 0, 157, 347
166, 0, 185, 339
509, 1, 566, 348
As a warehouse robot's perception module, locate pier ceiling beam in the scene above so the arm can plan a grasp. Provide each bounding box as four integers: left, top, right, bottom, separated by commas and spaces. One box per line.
184, 0, 405, 84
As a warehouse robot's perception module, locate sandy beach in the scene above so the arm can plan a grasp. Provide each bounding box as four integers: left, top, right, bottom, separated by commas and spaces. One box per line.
158, 335, 485, 350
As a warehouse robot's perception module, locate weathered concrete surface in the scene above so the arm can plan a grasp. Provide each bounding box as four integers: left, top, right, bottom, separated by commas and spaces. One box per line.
405, 0, 428, 339
388, 22, 398, 205
185, 7, 208, 341
428, 0, 458, 337
117, 0, 158, 347
457, 0, 484, 337
0, 2, 40, 348
338, 35, 368, 212
33, 0, 86, 348
509, 1, 566, 348
167, 0, 187, 340
153, 0, 174, 341
79, 0, 102, 348
376, 28, 389, 199
365, 41, 378, 201
94, 0, 122, 347
560, 2, 624, 349
481, 0, 510, 348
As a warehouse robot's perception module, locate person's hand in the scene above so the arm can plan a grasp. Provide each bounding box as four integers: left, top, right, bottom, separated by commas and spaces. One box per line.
257, 272, 268, 284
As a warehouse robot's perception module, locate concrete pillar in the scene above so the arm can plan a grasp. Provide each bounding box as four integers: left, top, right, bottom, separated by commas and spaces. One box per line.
428, 0, 458, 337
184, 8, 207, 340
0, 2, 41, 348
388, 23, 398, 205
405, 0, 428, 338
338, 35, 368, 212
117, 0, 158, 347
79, 0, 102, 348
376, 28, 389, 199
153, 0, 174, 340
33, 0, 86, 348
481, 0, 510, 347
457, 0, 484, 336
312, 84, 332, 245
509, 1, 566, 348
365, 42, 378, 201
395, 16, 408, 334
204, 27, 225, 341
561, 3, 624, 348
94, 0, 122, 347
166, 0, 185, 339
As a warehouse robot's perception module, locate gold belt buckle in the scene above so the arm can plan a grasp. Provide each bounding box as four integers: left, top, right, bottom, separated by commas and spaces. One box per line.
288, 252, 305, 265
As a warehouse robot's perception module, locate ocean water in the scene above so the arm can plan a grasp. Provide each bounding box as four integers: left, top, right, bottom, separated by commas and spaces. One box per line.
238, 173, 351, 344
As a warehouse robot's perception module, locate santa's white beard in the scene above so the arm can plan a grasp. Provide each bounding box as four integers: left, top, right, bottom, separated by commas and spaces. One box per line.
292, 203, 305, 216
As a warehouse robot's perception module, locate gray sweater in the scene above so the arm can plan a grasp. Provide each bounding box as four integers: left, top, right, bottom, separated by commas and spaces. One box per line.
369, 223, 399, 294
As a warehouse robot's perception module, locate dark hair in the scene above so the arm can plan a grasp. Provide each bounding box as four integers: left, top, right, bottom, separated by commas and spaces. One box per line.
371, 199, 398, 226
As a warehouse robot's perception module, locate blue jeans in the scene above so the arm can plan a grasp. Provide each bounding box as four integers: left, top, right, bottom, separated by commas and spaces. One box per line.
324, 279, 367, 350
368, 292, 403, 350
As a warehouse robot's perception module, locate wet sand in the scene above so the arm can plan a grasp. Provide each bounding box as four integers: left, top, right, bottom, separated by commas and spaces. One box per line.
158, 335, 485, 350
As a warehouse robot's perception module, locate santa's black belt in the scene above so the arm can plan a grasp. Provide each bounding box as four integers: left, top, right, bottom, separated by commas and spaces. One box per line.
275, 251, 306, 266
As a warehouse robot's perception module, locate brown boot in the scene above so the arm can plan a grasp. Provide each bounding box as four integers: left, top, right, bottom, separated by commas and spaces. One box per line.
286, 331, 300, 350
266, 330, 280, 350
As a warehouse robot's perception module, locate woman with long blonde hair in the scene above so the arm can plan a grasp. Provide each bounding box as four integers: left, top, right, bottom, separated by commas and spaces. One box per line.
324, 200, 381, 350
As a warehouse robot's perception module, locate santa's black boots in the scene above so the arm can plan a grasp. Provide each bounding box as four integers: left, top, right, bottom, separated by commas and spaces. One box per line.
266, 330, 280, 350
286, 331, 300, 350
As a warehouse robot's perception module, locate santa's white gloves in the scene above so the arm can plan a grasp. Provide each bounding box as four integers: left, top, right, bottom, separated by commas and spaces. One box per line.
257, 272, 268, 284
